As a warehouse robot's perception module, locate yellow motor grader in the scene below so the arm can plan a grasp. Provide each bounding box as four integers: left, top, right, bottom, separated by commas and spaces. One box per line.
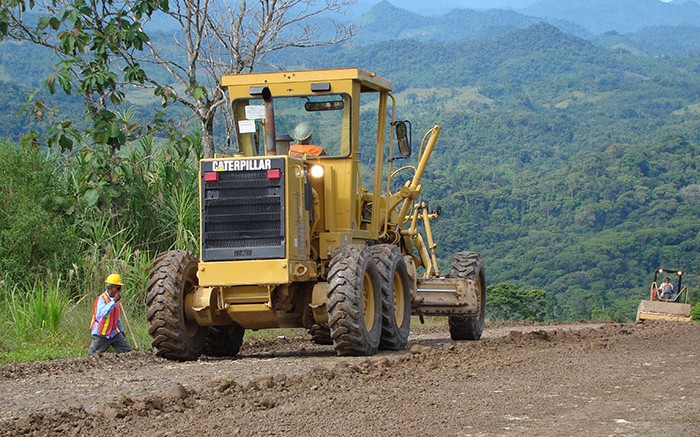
146, 68, 485, 360
636, 268, 692, 323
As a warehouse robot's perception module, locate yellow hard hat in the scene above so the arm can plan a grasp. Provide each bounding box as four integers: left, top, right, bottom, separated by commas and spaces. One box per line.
105, 273, 123, 286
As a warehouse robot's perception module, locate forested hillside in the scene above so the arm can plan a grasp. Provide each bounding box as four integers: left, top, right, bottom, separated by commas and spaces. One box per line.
276, 23, 700, 320
595, 25, 700, 56
1, 5, 699, 323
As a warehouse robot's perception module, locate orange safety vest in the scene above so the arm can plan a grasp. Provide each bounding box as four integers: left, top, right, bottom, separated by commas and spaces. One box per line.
90, 292, 121, 336
289, 144, 325, 157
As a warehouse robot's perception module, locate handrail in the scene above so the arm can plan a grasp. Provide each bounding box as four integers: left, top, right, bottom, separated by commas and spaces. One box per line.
652, 283, 688, 303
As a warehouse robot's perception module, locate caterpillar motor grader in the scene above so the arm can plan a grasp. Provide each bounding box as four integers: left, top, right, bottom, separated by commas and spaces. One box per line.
146, 68, 486, 360
636, 268, 692, 322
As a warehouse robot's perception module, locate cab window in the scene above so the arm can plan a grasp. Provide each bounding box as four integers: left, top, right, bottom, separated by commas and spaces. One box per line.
232, 93, 351, 157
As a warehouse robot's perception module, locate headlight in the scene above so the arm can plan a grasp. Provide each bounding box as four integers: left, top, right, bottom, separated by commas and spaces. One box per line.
310, 164, 324, 178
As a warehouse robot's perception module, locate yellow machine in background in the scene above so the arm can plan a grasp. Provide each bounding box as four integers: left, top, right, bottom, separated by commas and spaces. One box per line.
146, 68, 486, 360
636, 268, 692, 323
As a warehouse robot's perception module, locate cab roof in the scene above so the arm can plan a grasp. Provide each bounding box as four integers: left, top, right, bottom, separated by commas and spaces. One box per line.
221, 68, 392, 93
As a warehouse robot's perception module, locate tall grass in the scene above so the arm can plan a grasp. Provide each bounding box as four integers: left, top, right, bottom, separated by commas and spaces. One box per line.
6, 277, 68, 338
148, 135, 200, 253
0, 276, 92, 362
0, 135, 205, 362
160, 183, 199, 251
0, 274, 153, 363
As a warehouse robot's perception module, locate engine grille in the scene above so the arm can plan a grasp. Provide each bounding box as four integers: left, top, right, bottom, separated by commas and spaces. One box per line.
201, 159, 285, 261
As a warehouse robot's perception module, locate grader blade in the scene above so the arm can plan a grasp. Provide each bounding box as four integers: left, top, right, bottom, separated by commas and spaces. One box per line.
636, 300, 692, 323
412, 277, 479, 316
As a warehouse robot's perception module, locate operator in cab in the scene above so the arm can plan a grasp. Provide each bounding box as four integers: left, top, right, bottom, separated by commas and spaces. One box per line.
659, 276, 676, 300
289, 122, 325, 157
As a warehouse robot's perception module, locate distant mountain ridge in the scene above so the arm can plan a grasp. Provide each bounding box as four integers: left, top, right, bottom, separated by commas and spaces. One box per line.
351, 1, 700, 54
523, 0, 700, 34
351, 0, 541, 17
351, 1, 590, 43
596, 24, 700, 56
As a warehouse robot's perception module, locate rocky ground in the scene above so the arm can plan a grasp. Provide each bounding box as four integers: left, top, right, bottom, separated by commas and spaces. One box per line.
1, 320, 698, 436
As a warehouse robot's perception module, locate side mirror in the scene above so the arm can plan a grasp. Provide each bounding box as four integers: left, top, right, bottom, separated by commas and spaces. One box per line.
395, 120, 411, 158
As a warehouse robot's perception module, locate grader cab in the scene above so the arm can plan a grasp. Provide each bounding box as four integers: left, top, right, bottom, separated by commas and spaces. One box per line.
146, 68, 486, 360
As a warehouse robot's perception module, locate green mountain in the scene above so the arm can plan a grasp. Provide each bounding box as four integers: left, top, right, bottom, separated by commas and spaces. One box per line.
595, 25, 700, 56
278, 23, 700, 320
285, 22, 680, 91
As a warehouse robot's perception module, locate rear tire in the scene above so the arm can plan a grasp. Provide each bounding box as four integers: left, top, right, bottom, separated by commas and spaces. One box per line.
369, 244, 411, 350
308, 324, 333, 345
327, 245, 382, 356
203, 324, 245, 357
146, 250, 205, 361
448, 252, 486, 341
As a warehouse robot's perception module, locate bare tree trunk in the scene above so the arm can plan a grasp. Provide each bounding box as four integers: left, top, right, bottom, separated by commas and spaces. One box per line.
201, 114, 215, 158
197, 90, 227, 158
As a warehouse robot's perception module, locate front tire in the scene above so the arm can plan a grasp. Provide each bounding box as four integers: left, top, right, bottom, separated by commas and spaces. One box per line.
327, 245, 382, 356
448, 252, 486, 340
369, 244, 411, 350
146, 250, 205, 361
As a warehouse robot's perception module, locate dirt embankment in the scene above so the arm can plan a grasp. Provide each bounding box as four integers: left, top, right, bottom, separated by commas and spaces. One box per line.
1, 321, 698, 436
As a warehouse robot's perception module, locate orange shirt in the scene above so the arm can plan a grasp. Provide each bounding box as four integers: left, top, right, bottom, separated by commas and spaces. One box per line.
289, 144, 324, 157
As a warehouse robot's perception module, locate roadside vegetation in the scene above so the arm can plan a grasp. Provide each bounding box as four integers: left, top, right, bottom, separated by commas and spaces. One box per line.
0, 136, 198, 362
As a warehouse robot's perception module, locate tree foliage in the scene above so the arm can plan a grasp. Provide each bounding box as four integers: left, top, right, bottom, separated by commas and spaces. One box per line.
1, 0, 356, 157
0, 137, 79, 283
1, 0, 167, 150
487, 283, 547, 322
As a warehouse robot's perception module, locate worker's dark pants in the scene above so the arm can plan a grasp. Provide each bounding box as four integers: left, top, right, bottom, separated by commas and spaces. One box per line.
87, 333, 132, 356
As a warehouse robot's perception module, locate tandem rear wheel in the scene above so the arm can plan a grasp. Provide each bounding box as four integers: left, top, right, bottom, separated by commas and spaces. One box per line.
327, 245, 383, 356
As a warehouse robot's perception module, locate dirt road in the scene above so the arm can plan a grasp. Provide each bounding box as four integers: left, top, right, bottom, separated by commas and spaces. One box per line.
1, 321, 698, 436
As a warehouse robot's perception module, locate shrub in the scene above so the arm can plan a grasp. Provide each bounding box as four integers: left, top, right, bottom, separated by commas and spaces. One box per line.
0, 138, 79, 286
691, 302, 700, 322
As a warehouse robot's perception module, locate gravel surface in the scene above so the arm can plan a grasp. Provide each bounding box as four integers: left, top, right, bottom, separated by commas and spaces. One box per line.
1, 320, 698, 436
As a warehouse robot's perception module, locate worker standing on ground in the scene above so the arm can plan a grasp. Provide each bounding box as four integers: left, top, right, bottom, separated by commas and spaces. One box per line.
88, 274, 132, 356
